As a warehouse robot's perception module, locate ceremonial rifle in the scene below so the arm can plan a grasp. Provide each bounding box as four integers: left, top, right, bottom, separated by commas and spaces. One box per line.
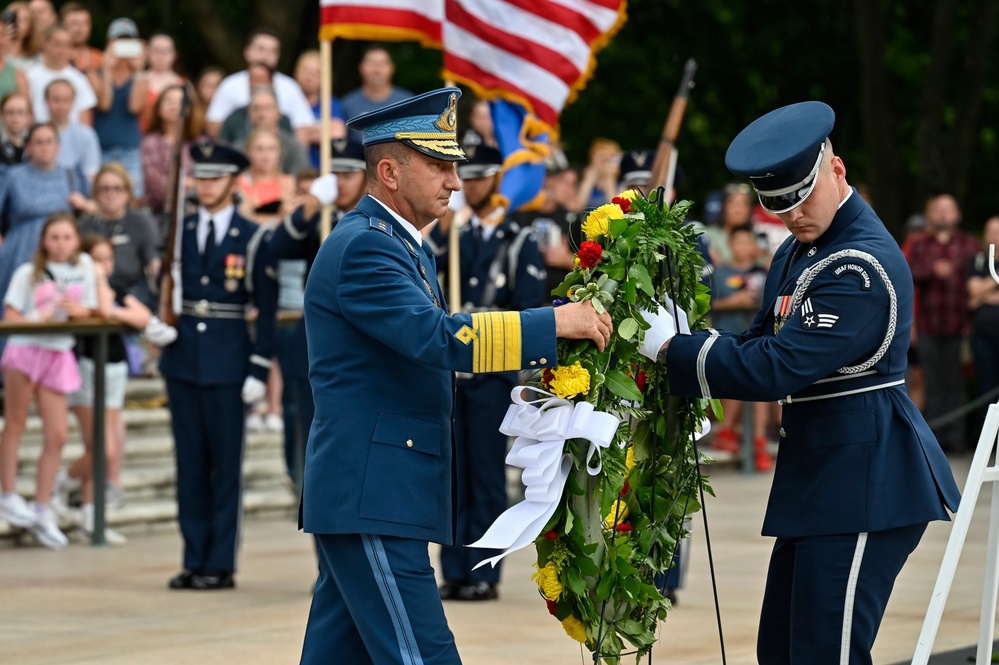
158, 84, 192, 326
646, 59, 697, 196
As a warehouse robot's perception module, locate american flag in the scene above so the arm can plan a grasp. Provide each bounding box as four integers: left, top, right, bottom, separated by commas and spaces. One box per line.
319, 0, 627, 129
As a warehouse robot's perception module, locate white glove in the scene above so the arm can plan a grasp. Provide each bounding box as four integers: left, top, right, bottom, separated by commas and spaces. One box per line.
241, 376, 267, 405
638, 305, 677, 360
309, 173, 339, 206
637, 297, 690, 360
144, 316, 178, 347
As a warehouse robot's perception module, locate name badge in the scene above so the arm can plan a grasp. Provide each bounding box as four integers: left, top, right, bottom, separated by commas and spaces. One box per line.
110, 234, 130, 246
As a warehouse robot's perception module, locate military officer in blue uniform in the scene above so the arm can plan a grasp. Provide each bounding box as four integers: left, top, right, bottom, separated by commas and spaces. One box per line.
159, 143, 276, 591
637, 102, 961, 665
425, 144, 548, 601
261, 139, 368, 487
298, 87, 612, 665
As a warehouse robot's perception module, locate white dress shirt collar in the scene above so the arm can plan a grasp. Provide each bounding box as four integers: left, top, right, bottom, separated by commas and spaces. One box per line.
369, 195, 424, 246
197, 204, 235, 253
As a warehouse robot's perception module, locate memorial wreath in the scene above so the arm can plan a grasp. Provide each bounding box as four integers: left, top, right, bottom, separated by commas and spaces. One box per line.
470, 188, 716, 663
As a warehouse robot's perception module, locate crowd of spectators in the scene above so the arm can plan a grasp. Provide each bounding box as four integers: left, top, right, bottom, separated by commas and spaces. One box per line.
1, 1, 997, 550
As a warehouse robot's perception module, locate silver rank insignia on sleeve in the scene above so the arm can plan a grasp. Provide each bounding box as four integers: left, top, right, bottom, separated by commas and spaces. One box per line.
799, 298, 839, 330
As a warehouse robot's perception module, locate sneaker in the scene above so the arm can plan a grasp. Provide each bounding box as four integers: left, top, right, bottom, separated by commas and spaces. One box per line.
246, 412, 265, 432
30, 506, 68, 550
754, 438, 773, 472
264, 413, 284, 433
711, 428, 740, 454
51, 470, 80, 514
105, 482, 125, 510
76, 525, 128, 546
0, 493, 37, 528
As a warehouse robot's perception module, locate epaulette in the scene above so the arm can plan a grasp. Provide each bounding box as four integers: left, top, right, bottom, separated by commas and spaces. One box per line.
369, 218, 394, 236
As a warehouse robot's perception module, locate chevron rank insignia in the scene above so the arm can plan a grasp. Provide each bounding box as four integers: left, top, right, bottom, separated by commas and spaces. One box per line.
800, 298, 839, 330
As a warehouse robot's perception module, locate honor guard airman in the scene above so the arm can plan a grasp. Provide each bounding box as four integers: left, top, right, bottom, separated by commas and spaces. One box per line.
159, 142, 276, 591
298, 87, 612, 665
425, 143, 549, 601
638, 102, 961, 665
260, 139, 368, 487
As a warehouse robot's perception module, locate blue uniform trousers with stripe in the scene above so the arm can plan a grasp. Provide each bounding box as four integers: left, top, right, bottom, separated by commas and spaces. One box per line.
757, 522, 926, 665
165, 379, 245, 574
302, 533, 460, 665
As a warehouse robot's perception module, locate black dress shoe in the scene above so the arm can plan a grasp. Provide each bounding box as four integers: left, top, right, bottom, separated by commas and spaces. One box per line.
454, 582, 498, 601
438, 582, 461, 600
191, 572, 235, 590
168, 570, 197, 590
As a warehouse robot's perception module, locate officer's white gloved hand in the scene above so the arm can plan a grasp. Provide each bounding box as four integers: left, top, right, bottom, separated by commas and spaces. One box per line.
662, 295, 691, 335
637, 305, 677, 360
145, 316, 178, 347
241, 376, 267, 405
309, 173, 338, 206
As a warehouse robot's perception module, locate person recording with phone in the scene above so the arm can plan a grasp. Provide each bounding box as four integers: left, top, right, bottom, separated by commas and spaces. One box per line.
0, 9, 29, 100
85, 17, 148, 200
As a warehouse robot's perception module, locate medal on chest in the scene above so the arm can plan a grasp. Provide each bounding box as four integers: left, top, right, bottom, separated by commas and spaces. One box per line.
773, 295, 793, 334
224, 254, 246, 292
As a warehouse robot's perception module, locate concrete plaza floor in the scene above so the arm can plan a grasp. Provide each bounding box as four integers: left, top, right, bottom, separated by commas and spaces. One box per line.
0, 455, 995, 665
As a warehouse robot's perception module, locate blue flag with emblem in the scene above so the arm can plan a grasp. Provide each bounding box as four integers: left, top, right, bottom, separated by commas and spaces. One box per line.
491, 99, 549, 212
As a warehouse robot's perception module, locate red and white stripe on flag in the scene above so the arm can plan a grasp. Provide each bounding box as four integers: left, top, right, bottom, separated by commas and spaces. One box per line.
443, 0, 625, 129
318, 0, 626, 130
319, 0, 444, 48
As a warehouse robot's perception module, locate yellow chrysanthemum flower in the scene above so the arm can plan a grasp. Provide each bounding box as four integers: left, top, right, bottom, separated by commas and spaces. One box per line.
603, 499, 629, 529
549, 361, 590, 399
625, 445, 636, 470
531, 561, 563, 600
562, 614, 588, 643
615, 189, 639, 201
581, 203, 623, 240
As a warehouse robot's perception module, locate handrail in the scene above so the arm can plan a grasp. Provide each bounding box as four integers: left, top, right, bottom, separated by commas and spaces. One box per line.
0, 318, 127, 546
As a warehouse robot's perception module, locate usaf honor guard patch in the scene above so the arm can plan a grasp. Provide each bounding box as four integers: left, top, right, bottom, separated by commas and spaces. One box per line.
799, 298, 839, 330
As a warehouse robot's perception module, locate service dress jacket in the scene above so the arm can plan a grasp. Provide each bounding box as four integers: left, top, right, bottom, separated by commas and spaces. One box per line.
301, 195, 558, 545
667, 189, 961, 538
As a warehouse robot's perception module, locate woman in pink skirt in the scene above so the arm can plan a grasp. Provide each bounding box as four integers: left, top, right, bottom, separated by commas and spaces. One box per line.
0, 212, 97, 549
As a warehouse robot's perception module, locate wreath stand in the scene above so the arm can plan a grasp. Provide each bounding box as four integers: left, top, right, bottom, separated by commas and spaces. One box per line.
912, 402, 999, 665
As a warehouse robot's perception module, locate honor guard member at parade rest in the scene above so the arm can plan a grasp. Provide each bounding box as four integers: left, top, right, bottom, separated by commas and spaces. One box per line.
425, 143, 549, 601
159, 142, 277, 591
637, 102, 961, 665
298, 87, 612, 665
259, 139, 367, 485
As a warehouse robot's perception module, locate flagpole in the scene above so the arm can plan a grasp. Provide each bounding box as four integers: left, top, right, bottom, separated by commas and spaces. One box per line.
319, 38, 334, 240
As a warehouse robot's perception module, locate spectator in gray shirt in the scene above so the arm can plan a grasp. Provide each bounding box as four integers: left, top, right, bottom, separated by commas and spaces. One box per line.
232, 87, 309, 175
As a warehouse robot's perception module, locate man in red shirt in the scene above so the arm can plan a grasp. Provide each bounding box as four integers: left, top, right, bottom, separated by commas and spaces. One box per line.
905, 193, 981, 451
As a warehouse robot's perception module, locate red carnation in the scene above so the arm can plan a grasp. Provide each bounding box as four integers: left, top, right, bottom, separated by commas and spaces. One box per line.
611, 196, 632, 213
546, 599, 557, 616
621, 480, 630, 496
577, 241, 603, 269
636, 371, 647, 393
541, 368, 555, 389
615, 523, 633, 533
543, 530, 558, 540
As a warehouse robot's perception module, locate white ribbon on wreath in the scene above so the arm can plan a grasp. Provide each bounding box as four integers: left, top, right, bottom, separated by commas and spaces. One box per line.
469, 386, 622, 570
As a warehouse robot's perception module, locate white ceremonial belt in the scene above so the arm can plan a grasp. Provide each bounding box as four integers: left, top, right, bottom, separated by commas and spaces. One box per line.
181, 299, 246, 319
468, 386, 621, 570
779, 378, 906, 405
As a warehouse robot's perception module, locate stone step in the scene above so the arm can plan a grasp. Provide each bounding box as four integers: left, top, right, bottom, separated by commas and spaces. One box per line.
15, 428, 283, 468
0, 487, 298, 544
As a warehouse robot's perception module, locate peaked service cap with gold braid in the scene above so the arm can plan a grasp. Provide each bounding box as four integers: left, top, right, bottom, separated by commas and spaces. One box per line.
346, 87, 467, 162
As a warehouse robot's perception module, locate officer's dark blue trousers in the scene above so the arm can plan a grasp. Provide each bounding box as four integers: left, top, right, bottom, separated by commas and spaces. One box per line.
276, 322, 314, 486
166, 379, 245, 574
301, 533, 460, 665
440, 374, 511, 585
757, 522, 926, 665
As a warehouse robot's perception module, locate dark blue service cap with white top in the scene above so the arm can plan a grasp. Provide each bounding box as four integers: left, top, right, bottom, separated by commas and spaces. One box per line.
189, 142, 249, 179
725, 101, 835, 214
619, 148, 655, 188
346, 87, 467, 162
328, 138, 366, 173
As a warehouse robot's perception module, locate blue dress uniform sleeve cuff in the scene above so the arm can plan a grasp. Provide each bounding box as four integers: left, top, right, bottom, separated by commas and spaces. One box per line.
519, 307, 557, 370
665, 331, 713, 398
